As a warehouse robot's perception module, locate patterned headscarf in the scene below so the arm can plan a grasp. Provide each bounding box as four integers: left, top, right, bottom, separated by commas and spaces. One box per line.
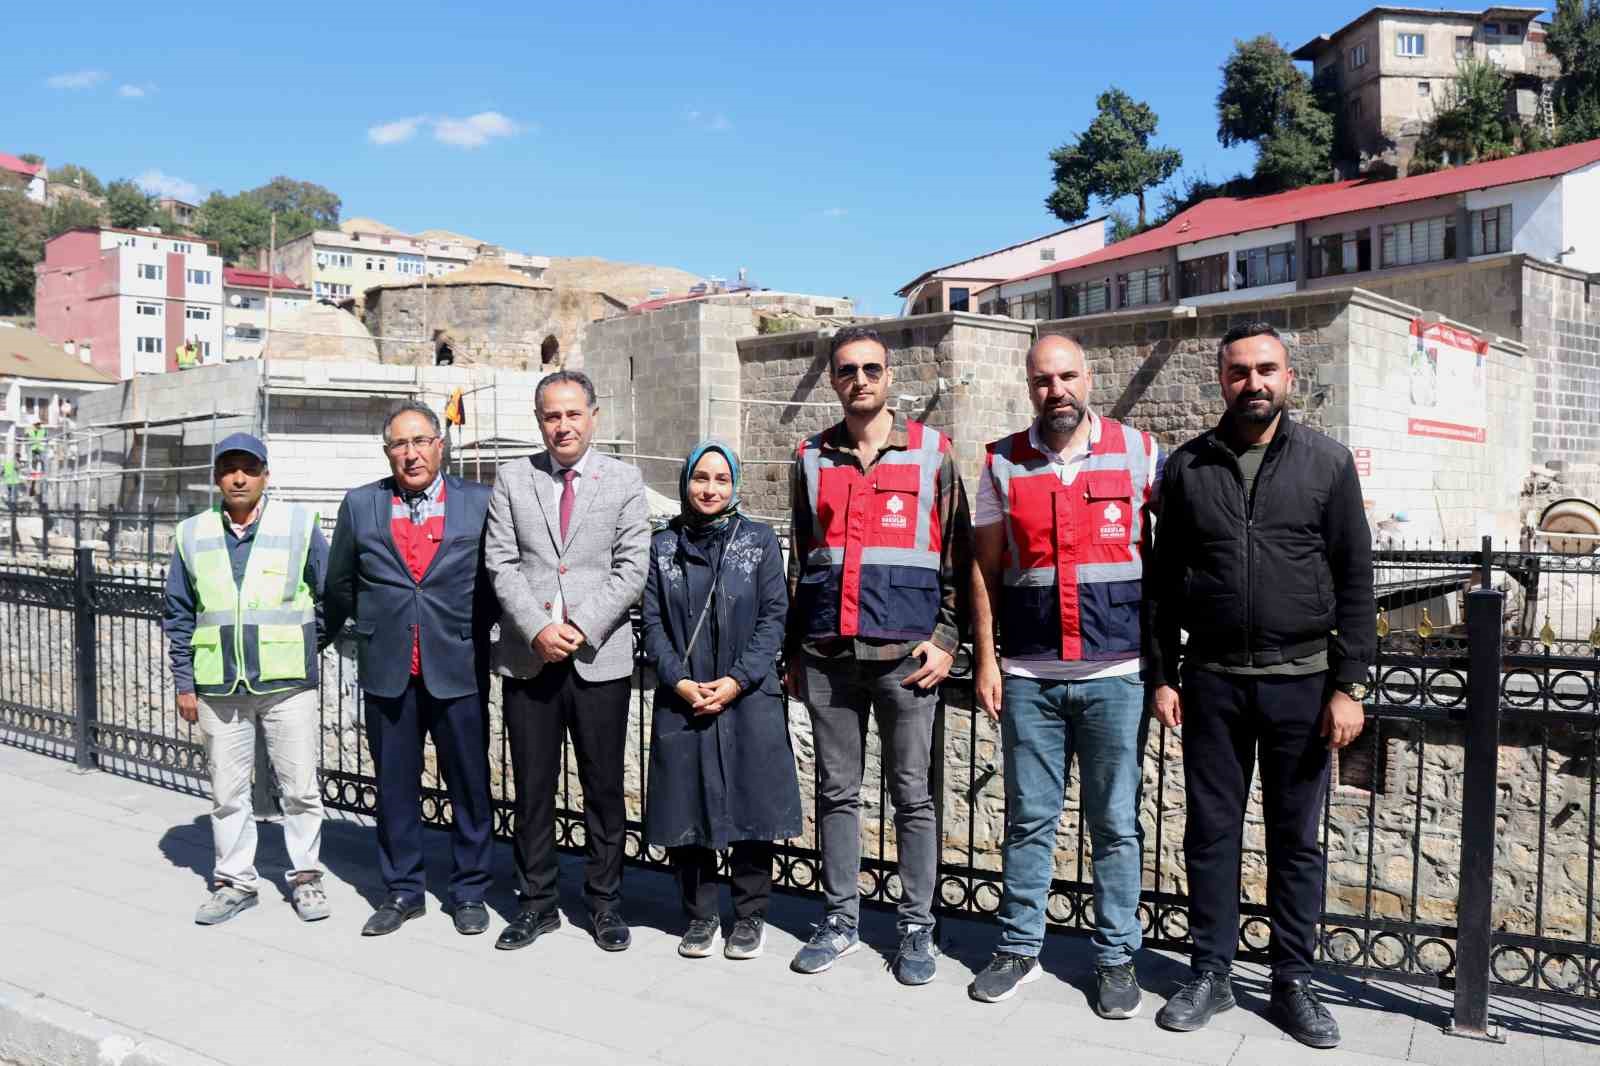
677, 439, 741, 534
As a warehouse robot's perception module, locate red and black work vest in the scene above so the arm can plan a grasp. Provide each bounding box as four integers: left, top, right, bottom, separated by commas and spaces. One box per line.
391, 482, 446, 676
794, 419, 948, 642
985, 418, 1156, 662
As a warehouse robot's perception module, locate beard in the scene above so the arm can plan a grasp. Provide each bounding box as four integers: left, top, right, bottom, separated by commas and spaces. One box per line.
1230, 390, 1284, 425
1040, 399, 1085, 436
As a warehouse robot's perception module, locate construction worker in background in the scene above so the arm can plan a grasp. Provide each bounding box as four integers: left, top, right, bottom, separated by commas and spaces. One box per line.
26, 422, 45, 473
161, 433, 331, 927
2, 451, 19, 510
177, 338, 199, 369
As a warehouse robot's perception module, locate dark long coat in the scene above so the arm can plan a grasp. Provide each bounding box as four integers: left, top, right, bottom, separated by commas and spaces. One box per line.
640, 518, 803, 849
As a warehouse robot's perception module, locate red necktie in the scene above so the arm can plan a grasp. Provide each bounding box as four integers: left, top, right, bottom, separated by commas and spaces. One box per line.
559, 467, 577, 543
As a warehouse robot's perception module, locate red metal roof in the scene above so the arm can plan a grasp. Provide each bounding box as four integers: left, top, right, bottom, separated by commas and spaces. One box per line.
223, 267, 308, 292
1007, 139, 1600, 287
0, 153, 43, 178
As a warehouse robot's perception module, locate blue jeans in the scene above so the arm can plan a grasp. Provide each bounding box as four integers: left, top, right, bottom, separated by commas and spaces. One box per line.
996, 673, 1147, 964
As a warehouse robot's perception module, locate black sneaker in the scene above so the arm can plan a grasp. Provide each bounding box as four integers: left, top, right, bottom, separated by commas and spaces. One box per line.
1095, 961, 1142, 1019
1271, 978, 1341, 1049
968, 952, 1042, 1003
724, 916, 766, 960
678, 918, 720, 959
1155, 971, 1235, 1032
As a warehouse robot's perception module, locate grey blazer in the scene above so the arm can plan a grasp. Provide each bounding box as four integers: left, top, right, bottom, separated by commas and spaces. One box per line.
486, 449, 650, 682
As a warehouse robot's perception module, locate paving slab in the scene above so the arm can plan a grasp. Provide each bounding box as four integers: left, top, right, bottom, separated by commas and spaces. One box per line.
2, 743, 1598, 1066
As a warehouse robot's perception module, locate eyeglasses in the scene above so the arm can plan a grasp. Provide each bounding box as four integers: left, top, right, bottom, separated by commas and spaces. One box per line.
833, 362, 885, 383
385, 435, 439, 455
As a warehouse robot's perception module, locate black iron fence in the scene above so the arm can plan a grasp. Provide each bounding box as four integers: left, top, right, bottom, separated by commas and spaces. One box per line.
1, 540, 1597, 1038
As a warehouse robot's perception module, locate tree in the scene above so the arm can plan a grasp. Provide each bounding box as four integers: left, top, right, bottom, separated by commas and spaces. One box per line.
51, 163, 103, 197
1547, 0, 1600, 145
0, 188, 47, 315
1216, 35, 1335, 190
18, 153, 43, 166
1047, 88, 1182, 230
1410, 59, 1532, 172
194, 191, 273, 264
1105, 209, 1139, 243
243, 176, 339, 241
104, 179, 154, 228
45, 197, 103, 237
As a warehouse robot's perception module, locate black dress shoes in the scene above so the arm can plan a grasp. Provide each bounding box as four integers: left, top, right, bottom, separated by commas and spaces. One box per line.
362, 894, 425, 937
592, 910, 632, 952
1271, 978, 1341, 1049
495, 908, 560, 951
452, 901, 490, 936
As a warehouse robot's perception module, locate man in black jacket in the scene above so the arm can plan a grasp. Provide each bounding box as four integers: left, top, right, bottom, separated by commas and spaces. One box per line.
1148, 322, 1374, 1049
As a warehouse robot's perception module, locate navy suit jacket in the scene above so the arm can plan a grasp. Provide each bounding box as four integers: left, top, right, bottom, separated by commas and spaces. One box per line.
323, 474, 498, 700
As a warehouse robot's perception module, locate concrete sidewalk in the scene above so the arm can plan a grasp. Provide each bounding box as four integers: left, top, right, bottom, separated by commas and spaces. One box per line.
0, 744, 1595, 1066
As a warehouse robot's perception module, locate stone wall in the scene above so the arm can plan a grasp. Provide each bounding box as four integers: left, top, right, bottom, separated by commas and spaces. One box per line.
1522, 261, 1600, 503
1039, 288, 1531, 544
366, 284, 564, 370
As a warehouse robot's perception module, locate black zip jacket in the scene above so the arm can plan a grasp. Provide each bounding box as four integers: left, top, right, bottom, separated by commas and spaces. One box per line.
1146, 413, 1375, 688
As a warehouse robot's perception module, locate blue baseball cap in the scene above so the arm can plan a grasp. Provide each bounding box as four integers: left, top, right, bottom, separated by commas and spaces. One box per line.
213, 432, 268, 466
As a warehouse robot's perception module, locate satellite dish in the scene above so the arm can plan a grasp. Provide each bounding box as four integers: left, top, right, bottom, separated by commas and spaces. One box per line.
225, 326, 237, 338
228, 294, 242, 307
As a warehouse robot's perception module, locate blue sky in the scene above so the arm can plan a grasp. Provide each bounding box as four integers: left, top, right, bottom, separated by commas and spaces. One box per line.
6, 1, 1490, 313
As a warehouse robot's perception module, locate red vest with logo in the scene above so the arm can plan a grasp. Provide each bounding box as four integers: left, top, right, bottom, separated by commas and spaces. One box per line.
794, 420, 947, 642
985, 419, 1156, 661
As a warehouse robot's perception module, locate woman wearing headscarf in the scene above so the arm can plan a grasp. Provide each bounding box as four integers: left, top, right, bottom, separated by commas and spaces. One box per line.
641, 440, 802, 961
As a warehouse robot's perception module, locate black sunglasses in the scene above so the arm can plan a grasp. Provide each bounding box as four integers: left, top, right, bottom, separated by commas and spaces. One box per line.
833, 361, 885, 383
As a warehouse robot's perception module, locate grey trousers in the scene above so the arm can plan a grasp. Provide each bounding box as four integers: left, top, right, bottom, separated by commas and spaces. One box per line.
803, 653, 937, 930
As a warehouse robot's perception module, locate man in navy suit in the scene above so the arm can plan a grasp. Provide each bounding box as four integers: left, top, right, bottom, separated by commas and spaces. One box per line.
324, 400, 498, 938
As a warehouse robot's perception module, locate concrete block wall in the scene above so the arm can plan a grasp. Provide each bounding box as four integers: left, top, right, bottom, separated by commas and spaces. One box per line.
1523, 261, 1600, 502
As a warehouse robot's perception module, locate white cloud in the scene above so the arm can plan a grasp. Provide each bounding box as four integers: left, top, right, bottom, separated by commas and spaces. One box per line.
368, 116, 424, 145
118, 83, 154, 98
367, 111, 522, 149
822, 207, 848, 218
46, 70, 107, 90
685, 109, 732, 132
135, 169, 201, 203
432, 111, 520, 148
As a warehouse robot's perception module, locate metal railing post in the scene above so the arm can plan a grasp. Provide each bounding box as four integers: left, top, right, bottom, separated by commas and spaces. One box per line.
39, 498, 50, 557
72, 546, 99, 771
1446, 586, 1506, 1042
144, 504, 155, 562
107, 505, 119, 564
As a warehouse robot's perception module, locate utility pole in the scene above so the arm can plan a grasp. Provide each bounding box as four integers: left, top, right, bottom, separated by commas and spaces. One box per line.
262, 214, 276, 435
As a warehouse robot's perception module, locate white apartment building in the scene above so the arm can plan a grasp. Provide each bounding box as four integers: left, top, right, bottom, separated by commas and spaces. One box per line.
35, 227, 226, 380
271, 225, 549, 305
221, 268, 311, 361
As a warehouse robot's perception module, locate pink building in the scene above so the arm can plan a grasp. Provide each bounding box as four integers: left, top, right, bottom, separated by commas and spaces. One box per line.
0, 153, 46, 204
34, 228, 225, 380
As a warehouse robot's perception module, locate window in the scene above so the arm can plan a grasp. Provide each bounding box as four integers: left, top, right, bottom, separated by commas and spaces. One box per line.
1503, 22, 1522, 38
136, 336, 162, 354
949, 287, 970, 313
1379, 215, 1457, 267
1483, 21, 1499, 35
364, 256, 387, 272
1235, 242, 1296, 289
1040, 247, 1056, 262
1010, 289, 1056, 320
186, 268, 211, 285
979, 300, 996, 315
233, 325, 264, 341
1397, 32, 1425, 57
1349, 43, 1368, 69
137, 263, 163, 281
1456, 35, 1473, 58
1418, 81, 1431, 96
198, 341, 212, 360
171, 242, 193, 255
1308, 230, 1373, 278
135, 301, 161, 317
185, 305, 211, 321
1117, 266, 1170, 308
1470, 204, 1513, 255
1061, 278, 1110, 317
315, 251, 353, 269
1349, 97, 1364, 121
1179, 253, 1230, 298
314, 281, 352, 300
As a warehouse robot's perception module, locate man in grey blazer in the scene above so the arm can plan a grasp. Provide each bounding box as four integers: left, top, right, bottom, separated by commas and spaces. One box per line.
486, 369, 649, 953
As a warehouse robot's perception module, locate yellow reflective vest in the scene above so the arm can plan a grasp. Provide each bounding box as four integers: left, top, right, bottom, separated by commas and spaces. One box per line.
176, 499, 319, 695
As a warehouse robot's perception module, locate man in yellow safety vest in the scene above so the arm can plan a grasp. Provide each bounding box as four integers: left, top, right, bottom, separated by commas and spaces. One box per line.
161, 432, 330, 925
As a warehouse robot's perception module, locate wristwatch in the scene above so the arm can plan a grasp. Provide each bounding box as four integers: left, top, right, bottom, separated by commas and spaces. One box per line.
1336, 681, 1371, 701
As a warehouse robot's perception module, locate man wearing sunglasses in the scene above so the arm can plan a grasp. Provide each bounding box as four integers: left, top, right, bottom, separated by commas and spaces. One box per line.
324, 401, 499, 939
786, 325, 972, 985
